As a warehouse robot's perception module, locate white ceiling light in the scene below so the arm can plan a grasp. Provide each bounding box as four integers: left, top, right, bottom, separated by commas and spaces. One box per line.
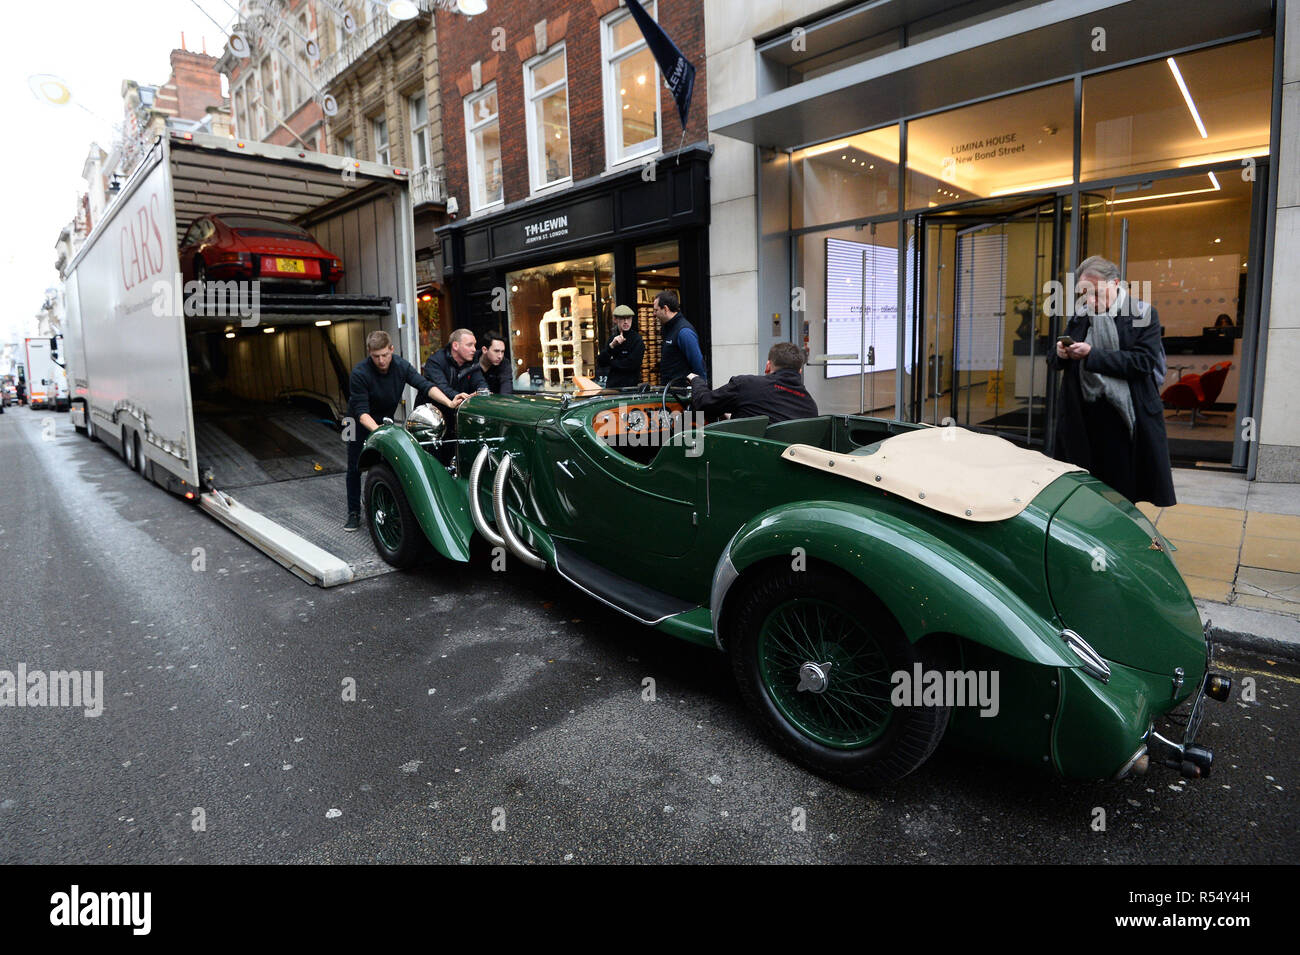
1167, 57, 1208, 139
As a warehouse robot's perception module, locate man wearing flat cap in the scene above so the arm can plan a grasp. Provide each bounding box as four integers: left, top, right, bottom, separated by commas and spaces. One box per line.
597, 304, 645, 389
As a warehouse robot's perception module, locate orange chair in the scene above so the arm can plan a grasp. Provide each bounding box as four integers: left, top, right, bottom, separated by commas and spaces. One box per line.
1161, 361, 1231, 427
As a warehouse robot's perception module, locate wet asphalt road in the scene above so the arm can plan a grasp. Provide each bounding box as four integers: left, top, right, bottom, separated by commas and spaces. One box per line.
0, 406, 1296, 865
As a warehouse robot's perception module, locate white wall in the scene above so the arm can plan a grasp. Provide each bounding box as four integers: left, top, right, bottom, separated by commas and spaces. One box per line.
1258, 0, 1300, 481
704, 0, 836, 383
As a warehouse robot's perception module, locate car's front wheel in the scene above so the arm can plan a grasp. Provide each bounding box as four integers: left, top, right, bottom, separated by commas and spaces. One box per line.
363, 462, 427, 568
729, 564, 951, 787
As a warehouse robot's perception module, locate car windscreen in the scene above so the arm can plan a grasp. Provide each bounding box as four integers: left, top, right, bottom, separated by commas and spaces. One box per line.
218, 215, 312, 240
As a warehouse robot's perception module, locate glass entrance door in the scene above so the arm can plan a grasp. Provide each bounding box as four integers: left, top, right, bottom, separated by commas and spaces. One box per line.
911, 196, 1063, 448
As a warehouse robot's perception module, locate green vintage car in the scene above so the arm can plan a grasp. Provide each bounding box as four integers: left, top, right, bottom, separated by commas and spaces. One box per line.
358, 388, 1231, 787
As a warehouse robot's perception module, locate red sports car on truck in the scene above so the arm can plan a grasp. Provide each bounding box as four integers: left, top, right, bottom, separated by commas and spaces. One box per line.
178, 213, 344, 291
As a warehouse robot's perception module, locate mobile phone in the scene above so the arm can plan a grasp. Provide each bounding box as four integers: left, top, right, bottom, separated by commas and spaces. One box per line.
1057, 336, 1075, 347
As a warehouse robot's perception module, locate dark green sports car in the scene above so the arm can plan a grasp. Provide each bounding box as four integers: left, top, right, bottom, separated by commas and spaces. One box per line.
358, 388, 1231, 787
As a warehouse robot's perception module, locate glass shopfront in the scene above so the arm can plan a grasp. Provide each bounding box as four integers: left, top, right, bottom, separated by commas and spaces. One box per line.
439, 144, 710, 393
764, 34, 1274, 467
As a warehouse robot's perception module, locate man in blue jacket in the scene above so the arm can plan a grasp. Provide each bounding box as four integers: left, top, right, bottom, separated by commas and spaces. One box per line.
655, 290, 706, 383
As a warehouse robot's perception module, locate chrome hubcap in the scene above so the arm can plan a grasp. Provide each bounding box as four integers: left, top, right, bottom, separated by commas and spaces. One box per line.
796, 661, 833, 694
374, 510, 386, 526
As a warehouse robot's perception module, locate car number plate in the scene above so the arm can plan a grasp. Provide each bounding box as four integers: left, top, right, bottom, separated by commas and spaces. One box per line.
275, 258, 306, 273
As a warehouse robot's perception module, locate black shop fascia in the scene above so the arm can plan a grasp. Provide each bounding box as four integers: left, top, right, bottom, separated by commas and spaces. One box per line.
437, 143, 711, 388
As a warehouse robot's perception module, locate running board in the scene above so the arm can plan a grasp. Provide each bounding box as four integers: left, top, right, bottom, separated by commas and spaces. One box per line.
199, 490, 354, 587
552, 541, 693, 626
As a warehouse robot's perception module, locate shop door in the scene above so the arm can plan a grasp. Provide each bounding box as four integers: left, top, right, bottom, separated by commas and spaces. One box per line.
910, 197, 1062, 449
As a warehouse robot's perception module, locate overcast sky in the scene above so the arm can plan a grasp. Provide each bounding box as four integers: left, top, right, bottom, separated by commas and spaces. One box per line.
0, 0, 237, 348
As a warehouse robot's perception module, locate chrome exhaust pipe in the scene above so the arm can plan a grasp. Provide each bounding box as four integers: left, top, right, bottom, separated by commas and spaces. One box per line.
492, 454, 546, 570
467, 445, 504, 548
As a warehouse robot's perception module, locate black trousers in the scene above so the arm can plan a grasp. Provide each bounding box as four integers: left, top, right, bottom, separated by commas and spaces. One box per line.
346, 438, 363, 514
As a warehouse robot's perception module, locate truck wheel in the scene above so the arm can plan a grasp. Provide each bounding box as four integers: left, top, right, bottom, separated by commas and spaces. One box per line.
363, 462, 427, 569
86, 411, 97, 442
728, 564, 951, 788
122, 427, 136, 469
134, 433, 148, 479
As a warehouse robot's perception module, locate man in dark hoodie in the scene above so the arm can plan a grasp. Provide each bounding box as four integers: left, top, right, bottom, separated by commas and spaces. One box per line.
688, 342, 818, 424
597, 305, 645, 388
344, 330, 444, 531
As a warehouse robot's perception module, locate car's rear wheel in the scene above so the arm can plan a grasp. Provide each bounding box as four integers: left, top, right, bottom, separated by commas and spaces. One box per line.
364, 462, 427, 569
729, 564, 951, 787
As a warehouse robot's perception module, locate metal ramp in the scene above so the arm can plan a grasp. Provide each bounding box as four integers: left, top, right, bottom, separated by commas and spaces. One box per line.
194, 403, 395, 587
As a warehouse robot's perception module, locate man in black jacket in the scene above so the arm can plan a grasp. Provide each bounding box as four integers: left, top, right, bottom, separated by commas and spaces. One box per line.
688, 342, 818, 424
597, 305, 644, 388
344, 330, 444, 530
421, 328, 484, 411
1047, 255, 1175, 507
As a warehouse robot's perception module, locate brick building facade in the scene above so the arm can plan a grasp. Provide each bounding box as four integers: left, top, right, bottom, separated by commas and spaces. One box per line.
435, 0, 712, 389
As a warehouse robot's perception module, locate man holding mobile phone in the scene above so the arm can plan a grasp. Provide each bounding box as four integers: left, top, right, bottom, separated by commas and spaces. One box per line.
1047, 256, 1174, 507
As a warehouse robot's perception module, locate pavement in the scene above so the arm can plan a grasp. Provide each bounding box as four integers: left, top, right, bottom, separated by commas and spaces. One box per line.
1139, 469, 1300, 660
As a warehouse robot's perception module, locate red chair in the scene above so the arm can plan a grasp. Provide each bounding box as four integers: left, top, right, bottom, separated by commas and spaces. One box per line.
1161, 361, 1231, 427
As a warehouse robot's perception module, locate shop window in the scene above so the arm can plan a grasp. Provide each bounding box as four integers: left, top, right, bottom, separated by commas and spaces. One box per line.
906, 82, 1074, 209
794, 221, 905, 417
602, 2, 661, 168
1081, 37, 1272, 182
506, 254, 614, 390
372, 116, 390, 164
525, 45, 572, 192
790, 125, 900, 229
632, 240, 681, 387
466, 84, 503, 213
409, 93, 431, 171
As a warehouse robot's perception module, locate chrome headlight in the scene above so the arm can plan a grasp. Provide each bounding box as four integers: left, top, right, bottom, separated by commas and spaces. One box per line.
1061, 628, 1112, 683
406, 403, 445, 443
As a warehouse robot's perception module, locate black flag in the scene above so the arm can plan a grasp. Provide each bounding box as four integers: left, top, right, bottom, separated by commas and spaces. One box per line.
623, 0, 695, 131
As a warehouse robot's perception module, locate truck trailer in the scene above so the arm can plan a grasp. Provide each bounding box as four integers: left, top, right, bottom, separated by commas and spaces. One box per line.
61, 131, 422, 586
24, 336, 69, 411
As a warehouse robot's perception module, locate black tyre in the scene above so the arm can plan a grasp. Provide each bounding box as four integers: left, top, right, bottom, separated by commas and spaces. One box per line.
85, 409, 97, 442
134, 433, 148, 478
728, 563, 951, 788
122, 427, 135, 469
363, 461, 428, 569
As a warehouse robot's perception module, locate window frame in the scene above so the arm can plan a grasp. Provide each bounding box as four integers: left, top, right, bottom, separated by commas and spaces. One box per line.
372, 115, 390, 164
409, 92, 431, 172
601, 1, 662, 170
464, 82, 504, 215
523, 43, 572, 195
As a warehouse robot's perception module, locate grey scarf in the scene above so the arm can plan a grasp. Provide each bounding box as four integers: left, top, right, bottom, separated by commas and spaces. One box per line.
1079, 311, 1136, 438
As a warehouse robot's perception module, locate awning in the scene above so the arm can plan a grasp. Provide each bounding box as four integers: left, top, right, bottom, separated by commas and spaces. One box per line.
710, 0, 1273, 149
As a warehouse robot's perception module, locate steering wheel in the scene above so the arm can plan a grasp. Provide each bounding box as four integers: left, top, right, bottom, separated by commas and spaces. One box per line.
660, 375, 694, 422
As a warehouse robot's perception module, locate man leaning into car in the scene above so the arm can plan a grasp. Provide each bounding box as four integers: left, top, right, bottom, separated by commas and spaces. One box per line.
343, 330, 444, 532
688, 342, 818, 424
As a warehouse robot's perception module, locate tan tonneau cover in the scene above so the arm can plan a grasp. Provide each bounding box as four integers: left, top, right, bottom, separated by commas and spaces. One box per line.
782, 426, 1085, 522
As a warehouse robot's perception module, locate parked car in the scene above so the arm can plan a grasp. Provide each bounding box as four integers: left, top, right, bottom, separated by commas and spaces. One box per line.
355, 390, 1231, 787
178, 213, 344, 291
